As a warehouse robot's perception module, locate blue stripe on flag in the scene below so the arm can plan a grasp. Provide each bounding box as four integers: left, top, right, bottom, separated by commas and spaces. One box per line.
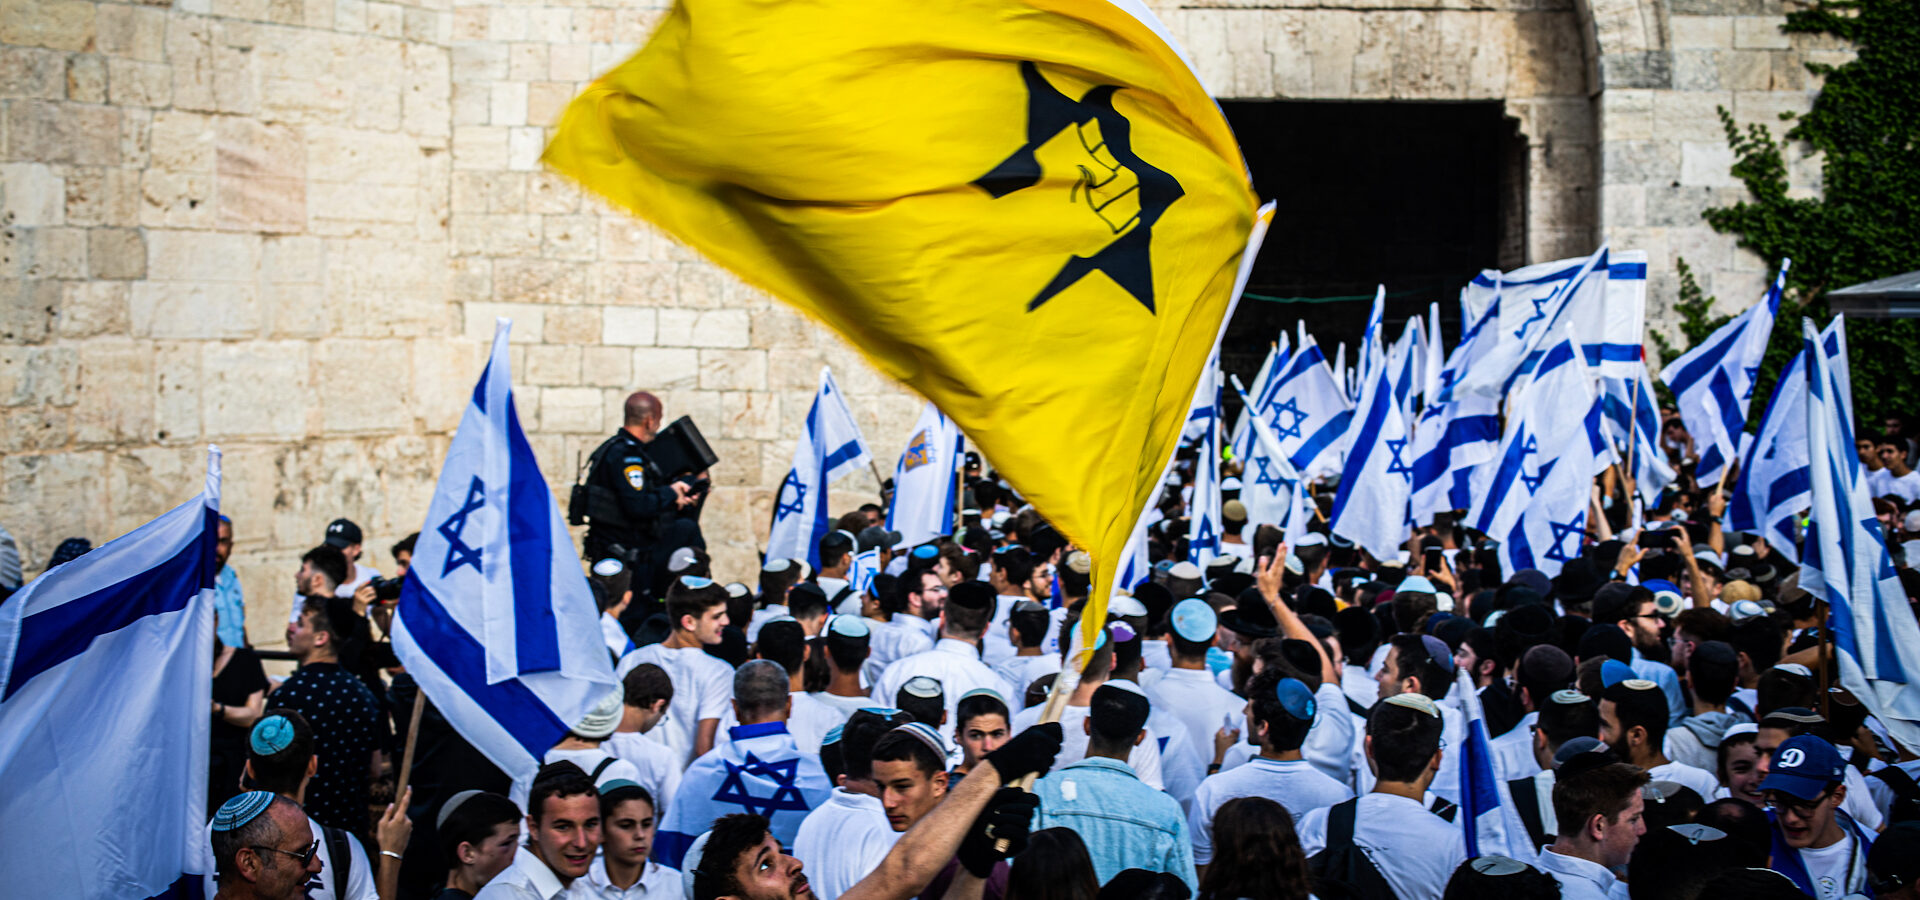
1326, 382, 1392, 527
398, 575, 569, 759
5, 508, 218, 700
1288, 410, 1353, 472
506, 396, 562, 675
1767, 469, 1810, 509
1471, 427, 1535, 534
1609, 262, 1648, 279
1664, 327, 1745, 397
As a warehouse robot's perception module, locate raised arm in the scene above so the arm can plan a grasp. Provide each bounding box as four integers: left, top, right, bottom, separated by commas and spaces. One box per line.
1255, 551, 1339, 686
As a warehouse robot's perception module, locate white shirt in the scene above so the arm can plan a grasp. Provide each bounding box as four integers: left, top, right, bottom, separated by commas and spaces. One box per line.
811, 690, 877, 718
1534, 847, 1618, 900
1490, 711, 1541, 783
475, 845, 578, 900
819, 577, 854, 613
1356, 700, 1465, 804
1190, 758, 1353, 864
871, 639, 1016, 743
714, 691, 850, 753
792, 789, 899, 900
1298, 792, 1465, 900
1342, 663, 1380, 711
1645, 759, 1724, 803
995, 653, 1062, 706
604, 732, 684, 820
600, 613, 634, 660
747, 605, 788, 643
1012, 700, 1166, 790
616, 643, 735, 765
1145, 668, 1245, 775
583, 857, 680, 900
863, 618, 934, 688
1301, 682, 1358, 787
1798, 830, 1862, 899
1884, 470, 1920, 504
200, 813, 376, 900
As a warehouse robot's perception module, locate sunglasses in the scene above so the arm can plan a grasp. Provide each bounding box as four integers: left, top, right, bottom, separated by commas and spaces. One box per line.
251, 839, 320, 866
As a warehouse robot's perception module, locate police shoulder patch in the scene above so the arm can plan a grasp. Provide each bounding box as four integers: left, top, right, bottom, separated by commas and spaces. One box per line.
624, 464, 646, 490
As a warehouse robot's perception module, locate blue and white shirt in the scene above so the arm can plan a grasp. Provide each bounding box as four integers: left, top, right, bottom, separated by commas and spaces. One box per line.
655, 722, 833, 869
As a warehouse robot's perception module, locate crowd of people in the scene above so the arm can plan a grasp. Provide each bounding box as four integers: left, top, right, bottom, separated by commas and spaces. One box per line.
10, 398, 1920, 900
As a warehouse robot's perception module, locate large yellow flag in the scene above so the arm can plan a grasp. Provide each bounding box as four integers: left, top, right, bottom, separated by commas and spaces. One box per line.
545, 0, 1265, 641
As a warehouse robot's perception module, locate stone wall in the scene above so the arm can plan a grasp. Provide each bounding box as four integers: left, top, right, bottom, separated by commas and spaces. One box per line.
1, 0, 1845, 645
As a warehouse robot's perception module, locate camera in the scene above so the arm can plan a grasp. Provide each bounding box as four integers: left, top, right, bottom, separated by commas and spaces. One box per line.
366, 575, 406, 602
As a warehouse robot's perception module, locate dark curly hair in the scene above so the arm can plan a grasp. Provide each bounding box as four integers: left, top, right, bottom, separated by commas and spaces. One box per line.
1197, 797, 1311, 900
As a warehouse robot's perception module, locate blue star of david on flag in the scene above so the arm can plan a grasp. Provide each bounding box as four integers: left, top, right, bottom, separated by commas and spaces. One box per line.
1385, 438, 1414, 483
1545, 512, 1586, 563
774, 469, 806, 519
1266, 396, 1308, 441
1512, 293, 1552, 340
1252, 455, 1285, 492
1517, 435, 1555, 493
713, 752, 814, 818
439, 476, 487, 576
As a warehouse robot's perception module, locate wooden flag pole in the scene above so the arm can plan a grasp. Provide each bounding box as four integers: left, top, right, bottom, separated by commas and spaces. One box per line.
394, 690, 427, 803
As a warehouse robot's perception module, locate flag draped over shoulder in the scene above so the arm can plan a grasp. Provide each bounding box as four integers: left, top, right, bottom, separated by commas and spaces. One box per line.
0, 447, 221, 899
545, 0, 1265, 643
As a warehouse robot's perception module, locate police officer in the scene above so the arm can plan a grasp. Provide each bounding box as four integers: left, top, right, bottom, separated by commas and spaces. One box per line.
579, 391, 705, 618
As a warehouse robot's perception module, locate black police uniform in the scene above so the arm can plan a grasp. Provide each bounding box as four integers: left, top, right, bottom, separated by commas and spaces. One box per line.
580, 430, 704, 607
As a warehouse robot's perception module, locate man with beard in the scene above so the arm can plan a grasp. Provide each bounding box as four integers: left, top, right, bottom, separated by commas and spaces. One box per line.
682, 722, 1060, 900
1598, 679, 1722, 800
1592, 584, 1685, 726
210, 792, 324, 900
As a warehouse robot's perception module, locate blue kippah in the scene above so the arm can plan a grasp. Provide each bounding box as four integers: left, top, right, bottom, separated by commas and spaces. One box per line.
1170, 598, 1217, 642
823, 725, 845, 746
212, 791, 276, 832
912, 544, 939, 559
1600, 659, 1637, 689
250, 715, 295, 756
1275, 677, 1317, 721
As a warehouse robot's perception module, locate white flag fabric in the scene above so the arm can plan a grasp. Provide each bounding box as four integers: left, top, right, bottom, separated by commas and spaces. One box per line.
1387, 315, 1424, 418
1455, 247, 1609, 399
1232, 375, 1310, 546
1798, 316, 1920, 752
1727, 323, 1830, 560
767, 367, 873, 570
1229, 336, 1288, 461
1500, 397, 1611, 577
886, 401, 964, 549
1467, 332, 1598, 545
1358, 285, 1386, 387
1599, 362, 1679, 507
849, 548, 881, 600
1328, 351, 1413, 561
1256, 335, 1355, 480
393, 320, 617, 791
1660, 261, 1787, 486
1187, 352, 1224, 563
1423, 301, 1445, 403
0, 447, 222, 899
1408, 302, 1503, 525
1455, 667, 1538, 862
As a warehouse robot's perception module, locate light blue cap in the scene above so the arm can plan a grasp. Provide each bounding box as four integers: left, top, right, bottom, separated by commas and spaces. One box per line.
1397, 575, 1437, 594
829, 615, 871, 638
250, 715, 295, 756
823, 725, 845, 745
912, 545, 939, 559
1170, 598, 1217, 642
212, 791, 276, 832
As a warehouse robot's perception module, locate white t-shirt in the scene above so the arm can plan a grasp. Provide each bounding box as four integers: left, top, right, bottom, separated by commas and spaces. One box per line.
792, 789, 899, 900
1297, 792, 1465, 900
863, 618, 934, 688
1646, 759, 1725, 804
1798, 831, 1859, 900
1190, 758, 1353, 864
616, 643, 735, 766
1145, 668, 1245, 776
605, 731, 684, 820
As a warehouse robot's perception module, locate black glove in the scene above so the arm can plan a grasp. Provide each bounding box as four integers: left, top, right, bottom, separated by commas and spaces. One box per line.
982, 722, 1063, 782
957, 788, 1039, 877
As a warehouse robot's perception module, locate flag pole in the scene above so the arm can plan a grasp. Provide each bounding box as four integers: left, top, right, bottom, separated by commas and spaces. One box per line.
395, 689, 427, 803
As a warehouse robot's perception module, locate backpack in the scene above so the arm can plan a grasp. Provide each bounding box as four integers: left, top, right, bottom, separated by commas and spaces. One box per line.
322, 825, 354, 891
1871, 764, 1920, 824
1307, 799, 1399, 900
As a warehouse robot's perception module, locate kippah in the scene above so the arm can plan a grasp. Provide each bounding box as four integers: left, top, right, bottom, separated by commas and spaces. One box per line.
437, 789, 485, 831
1108, 594, 1148, 618
250, 715, 295, 756
1170, 599, 1218, 642
1550, 689, 1591, 705
1168, 561, 1203, 580
958, 688, 1006, 705
725, 582, 750, 599
599, 778, 642, 795
679, 574, 714, 589
902, 675, 943, 699
763, 558, 791, 573
828, 615, 871, 638
1723, 722, 1759, 740
1470, 856, 1532, 876
860, 706, 906, 718
1600, 659, 1637, 689
948, 580, 996, 610
1110, 621, 1138, 643
1275, 677, 1317, 721
1419, 634, 1455, 671
1558, 748, 1623, 783
1553, 736, 1604, 767
1618, 678, 1660, 692
1761, 706, 1824, 725
822, 725, 845, 746
890, 721, 949, 758
912, 544, 939, 560
592, 558, 625, 577
1398, 575, 1437, 594
1295, 533, 1328, 547
1776, 663, 1814, 679
1012, 599, 1047, 615
682, 830, 714, 899
1384, 693, 1440, 717
1670, 824, 1727, 845
213, 791, 275, 832
1066, 550, 1091, 575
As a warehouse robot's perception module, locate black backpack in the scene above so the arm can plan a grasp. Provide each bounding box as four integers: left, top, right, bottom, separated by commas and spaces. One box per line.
1871, 765, 1920, 824
1307, 799, 1399, 900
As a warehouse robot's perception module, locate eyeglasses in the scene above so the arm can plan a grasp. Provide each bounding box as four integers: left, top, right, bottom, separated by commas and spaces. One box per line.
251, 840, 320, 866
1763, 791, 1831, 818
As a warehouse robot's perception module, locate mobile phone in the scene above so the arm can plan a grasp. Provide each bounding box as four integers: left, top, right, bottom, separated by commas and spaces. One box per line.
1424, 547, 1445, 570
1637, 530, 1674, 549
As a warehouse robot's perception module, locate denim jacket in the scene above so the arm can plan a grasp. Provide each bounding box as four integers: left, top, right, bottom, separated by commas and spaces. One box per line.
1033, 756, 1197, 891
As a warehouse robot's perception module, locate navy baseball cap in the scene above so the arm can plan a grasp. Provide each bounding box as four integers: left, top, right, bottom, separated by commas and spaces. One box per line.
1759, 734, 1847, 801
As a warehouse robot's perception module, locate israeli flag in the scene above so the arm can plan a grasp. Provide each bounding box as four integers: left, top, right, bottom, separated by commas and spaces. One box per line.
1387, 316, 1424, 418
1188, 352, 1224, 563
1798, 316, 1920, 752
1455, 247, 1610, 398
0, 447, 221, 899
1423, 301, 1445, 403
393, 320, 617, 789
887, 402, 964, 549
1229, 335, 1289, 461
1407, 301, 1504, 525
768, 367, 873, 570
849, 548, 881, 600
1358, 285, 1386, 386
1598, 360, 1678, 507
1455, 667, 1537, 861
1332, 341, 1351, 403
1726, 322, 1834, 560
1467, 331, 1599, 545
1501, 397, 1612, 577
1232, 375, 1311, 545
1328, 350, 1414, 561
1256, 335, 1355, 480
1660, 260, 1787, 487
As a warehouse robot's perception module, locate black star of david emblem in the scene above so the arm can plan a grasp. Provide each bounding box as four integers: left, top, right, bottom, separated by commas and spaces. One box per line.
973, 61, 1185, 313
1385, 438, 1414, 483
1253, 456, 1286, 492
774, 469, 806, 519
713, 752, 814, 818
439, 476, 486, 577
1546, 511, 1587, 563
1267, 397, 1308, 441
